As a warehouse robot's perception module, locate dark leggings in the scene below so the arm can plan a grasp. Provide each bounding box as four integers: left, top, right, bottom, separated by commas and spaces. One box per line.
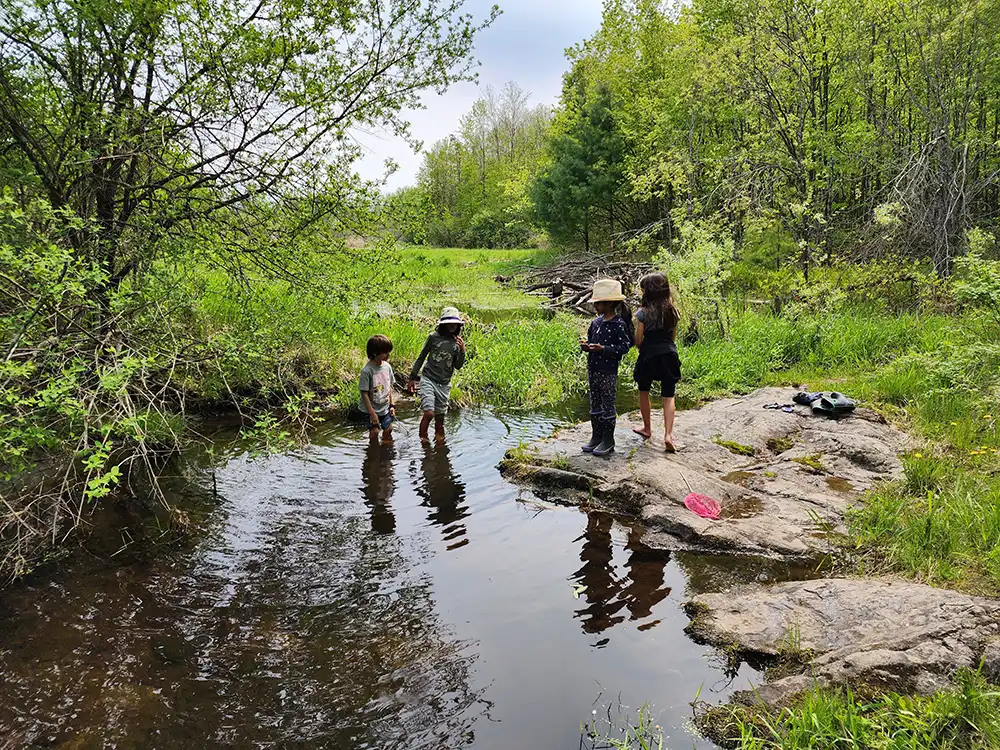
588, 370, 618, 420
635, 378, 677, 398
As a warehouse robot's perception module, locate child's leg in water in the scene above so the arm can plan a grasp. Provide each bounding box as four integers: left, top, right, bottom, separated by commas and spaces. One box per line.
434, 414, 446, 438
419, 411, 433, 440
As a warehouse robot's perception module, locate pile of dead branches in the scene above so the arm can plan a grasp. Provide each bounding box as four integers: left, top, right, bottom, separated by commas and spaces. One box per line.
502, 253, 656, 315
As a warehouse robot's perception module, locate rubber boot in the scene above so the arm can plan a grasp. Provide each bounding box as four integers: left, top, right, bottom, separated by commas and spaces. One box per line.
593, 418, 616, 457
582, 416, 602, 453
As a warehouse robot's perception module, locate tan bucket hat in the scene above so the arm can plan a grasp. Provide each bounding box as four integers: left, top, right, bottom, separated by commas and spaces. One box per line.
589, 278, 625, 303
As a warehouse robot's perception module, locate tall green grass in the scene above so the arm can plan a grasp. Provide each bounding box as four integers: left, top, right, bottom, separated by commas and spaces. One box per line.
174, 245, 586, 410
706, 670, 1000, 750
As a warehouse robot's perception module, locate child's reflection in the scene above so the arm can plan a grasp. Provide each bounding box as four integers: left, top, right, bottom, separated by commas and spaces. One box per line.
414, 442, 469, 550
361, 437, 397, 534
622, 525, 671, 622
571, 513, 671, 634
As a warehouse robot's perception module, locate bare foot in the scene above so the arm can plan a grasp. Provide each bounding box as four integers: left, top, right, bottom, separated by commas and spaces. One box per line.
632, 427, 651, 439
664, 438, 676, 453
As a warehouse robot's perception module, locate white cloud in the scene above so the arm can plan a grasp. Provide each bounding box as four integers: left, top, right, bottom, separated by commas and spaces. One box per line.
351, 0, 604, 191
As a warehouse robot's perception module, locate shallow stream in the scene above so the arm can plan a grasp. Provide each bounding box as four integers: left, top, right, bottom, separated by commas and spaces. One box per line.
0, 406, 816, 749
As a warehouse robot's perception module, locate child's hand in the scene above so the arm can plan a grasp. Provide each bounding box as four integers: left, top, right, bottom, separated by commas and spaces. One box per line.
456, 335, 466, 352
407, 379, 416, 394
591, 344, 605, 352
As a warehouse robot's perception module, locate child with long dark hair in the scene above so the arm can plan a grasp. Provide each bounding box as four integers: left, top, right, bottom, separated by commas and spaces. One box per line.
580, 279, 634, 457
632, 273, 681, 452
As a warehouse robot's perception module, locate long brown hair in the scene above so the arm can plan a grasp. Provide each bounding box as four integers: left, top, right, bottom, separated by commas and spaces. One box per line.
639, 273, 679, 335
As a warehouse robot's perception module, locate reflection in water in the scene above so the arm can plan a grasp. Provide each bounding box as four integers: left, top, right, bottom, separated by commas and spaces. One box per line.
0, 449, 482, 749
361, 438, 397, 534
414, 442, 470, 550
572, 513, 671, 634
0, 410, 809, 750
623, 526, 671, 623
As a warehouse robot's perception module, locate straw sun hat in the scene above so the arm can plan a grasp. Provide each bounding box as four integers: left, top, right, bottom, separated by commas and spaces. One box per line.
589, 279, 626, 303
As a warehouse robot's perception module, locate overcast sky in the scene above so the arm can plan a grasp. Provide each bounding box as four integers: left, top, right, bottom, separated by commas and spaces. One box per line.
351, 0, 604, 191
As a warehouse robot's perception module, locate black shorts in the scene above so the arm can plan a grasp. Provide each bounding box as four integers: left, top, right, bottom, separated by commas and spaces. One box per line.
633, 350, 681, 397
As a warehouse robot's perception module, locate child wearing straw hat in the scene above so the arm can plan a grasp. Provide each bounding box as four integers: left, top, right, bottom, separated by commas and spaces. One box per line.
579, 279, 634, 456
407, 307, 467, 441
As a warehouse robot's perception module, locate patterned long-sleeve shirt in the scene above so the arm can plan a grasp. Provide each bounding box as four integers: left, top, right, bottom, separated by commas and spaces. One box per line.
409, 331, 465, 385
587, 315, 632, 373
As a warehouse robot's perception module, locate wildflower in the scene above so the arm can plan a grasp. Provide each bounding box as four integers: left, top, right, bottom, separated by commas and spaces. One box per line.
913, 452, 923, 458
985, 414, 993, 419
951, 421, 959, 426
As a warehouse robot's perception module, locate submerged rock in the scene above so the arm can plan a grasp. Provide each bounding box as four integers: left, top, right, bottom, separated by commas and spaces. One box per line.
687, 578, 1000, 704
500, 387, 910, 558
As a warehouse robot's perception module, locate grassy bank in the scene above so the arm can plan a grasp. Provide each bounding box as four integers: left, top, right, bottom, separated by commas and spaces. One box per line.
181, 246, 586, 411
701, 669, 1000, 749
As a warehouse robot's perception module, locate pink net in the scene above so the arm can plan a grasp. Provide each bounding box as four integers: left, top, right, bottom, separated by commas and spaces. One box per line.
684, 492, 721, 520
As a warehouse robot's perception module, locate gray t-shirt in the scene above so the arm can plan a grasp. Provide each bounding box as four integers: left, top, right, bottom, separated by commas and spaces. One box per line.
409, 332, 465, 385
359, 361, 394, 415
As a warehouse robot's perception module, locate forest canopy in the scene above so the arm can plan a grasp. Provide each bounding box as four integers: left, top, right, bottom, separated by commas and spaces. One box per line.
410, 0, 1000, 273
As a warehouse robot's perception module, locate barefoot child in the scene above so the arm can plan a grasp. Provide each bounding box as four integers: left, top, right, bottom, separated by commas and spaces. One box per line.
580, 280, 634, 457
632, 273, 682, 452
407, 307, 466, 441
359, 334, 396, 442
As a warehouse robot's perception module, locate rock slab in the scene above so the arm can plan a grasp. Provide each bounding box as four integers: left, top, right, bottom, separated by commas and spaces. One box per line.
688, 578, 1000, 704
502, 387, 911, 558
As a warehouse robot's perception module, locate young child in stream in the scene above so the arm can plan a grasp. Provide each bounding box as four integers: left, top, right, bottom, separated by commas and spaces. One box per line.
631, 272, 682, 452
580, 279, 634, 457
359, 334, 396, 442
407, 307, 467, 441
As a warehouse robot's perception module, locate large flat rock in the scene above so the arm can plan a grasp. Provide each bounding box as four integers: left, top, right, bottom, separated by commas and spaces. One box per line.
501, 388, 911, 558
687, 578, 1000, 703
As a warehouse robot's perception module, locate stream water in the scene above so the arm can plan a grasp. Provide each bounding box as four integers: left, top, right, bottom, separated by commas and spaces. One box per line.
0, 406, 816, 749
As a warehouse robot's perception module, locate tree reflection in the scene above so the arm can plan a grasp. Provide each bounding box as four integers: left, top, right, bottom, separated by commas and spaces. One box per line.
571, 513, 671, 634
0, 437, 486, 748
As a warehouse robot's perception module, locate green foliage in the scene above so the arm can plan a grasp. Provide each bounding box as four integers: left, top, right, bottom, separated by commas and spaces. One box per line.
416, 82, 550, 248
531, 81, 629, 252
954, 232, 1000, 326
709, 669, 1000, 750
462, 208, 532, 249
539, 0, 1000, 270
0, 0, 498, 289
